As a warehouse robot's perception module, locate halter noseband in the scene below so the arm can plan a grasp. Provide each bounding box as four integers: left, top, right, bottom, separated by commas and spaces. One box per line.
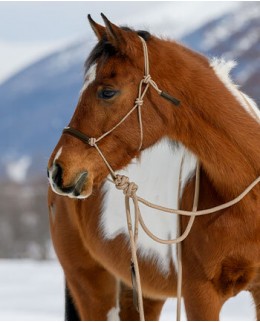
63, 36, 180, 178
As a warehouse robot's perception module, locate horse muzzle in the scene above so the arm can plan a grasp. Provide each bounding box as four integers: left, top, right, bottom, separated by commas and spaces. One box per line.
47, 163, 89, 199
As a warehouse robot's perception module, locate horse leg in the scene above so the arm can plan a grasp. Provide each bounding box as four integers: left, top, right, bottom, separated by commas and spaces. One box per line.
65, 260, 118, 321
48, 189, 118, 320
250, 270, 260, 320
182, 277, 223, 321
251, 288, 260, 321
65, 282, 80, 321
119, 282, 165, 321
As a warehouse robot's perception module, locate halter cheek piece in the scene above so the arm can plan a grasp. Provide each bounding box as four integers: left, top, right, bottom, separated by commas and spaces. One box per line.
63, 36, 180, 178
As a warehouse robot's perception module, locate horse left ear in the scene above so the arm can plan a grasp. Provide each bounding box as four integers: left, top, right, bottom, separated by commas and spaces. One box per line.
101, 13, 128, 50
88, 14, 106, 40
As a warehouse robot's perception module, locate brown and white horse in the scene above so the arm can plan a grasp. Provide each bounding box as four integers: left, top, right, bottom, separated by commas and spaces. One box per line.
47, 15, 260, 321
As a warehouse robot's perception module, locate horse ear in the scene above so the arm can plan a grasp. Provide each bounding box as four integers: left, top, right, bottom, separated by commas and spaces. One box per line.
101, 13, 127, 49
87, 14, 106, 40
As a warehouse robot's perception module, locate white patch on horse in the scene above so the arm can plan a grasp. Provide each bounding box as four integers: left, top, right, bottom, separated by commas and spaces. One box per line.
49, 203, 56, 223
49, 147, 64, 196
100, 140, 197, 275
80, 63, 97, 98
107, 279, 120, 320
48, 147, 62, 188
54, 147, 63, 163
210, 58, 260, 121
107, 307, 120, 321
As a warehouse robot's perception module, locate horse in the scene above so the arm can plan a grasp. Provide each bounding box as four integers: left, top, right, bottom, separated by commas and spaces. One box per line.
47, 14, 260, 321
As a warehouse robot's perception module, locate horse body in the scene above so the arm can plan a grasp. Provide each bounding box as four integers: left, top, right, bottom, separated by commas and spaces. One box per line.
48, 15, 260, 320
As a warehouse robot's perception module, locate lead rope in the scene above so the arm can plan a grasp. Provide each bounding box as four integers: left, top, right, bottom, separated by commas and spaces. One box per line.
115, 175, 145, 320
112, 158, 200, 321
176, 155, 185, 321
63, 36, 260, 321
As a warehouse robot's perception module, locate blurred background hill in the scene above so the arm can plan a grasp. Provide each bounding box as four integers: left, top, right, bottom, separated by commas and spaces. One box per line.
0, 1, 259, 259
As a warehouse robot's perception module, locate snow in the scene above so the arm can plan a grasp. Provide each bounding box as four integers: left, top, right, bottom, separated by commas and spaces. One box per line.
0, 259, 64, 321
0, 259, 255, 321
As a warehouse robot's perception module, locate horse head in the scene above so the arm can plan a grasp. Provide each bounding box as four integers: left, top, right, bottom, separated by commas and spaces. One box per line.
47, 14, 180, 199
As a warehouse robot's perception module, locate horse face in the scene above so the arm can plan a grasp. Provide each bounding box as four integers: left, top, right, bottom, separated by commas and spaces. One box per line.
48, 16, 167, 199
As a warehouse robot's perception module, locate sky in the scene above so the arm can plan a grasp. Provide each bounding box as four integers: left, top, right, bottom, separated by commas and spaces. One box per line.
0, 1, 164, 42
0, 1, 240, 84
0, 1, 240, 42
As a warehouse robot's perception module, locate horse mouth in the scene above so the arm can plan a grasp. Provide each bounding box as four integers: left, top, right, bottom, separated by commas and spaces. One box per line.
49, 171, 91, 199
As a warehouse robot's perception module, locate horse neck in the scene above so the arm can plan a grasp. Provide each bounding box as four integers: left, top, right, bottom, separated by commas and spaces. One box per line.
151, 39, 260, 200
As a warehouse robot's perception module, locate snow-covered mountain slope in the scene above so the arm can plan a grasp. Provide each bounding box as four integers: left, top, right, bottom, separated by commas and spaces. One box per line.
0, 39, 70, 86
182, 2, 260, 100
0, 2, 259, 179
0, 39, 89, 177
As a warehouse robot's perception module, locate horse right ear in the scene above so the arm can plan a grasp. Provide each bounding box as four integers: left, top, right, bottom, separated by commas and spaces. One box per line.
87, 14, 106, 40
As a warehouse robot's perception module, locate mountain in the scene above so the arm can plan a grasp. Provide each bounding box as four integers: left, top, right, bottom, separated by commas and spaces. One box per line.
0, 39, 89, 177
182, 2, 260, 100
0, 2, 259, 180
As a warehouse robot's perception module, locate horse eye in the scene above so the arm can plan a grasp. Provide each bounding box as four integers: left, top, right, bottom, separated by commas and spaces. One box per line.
98, 89, 118, 100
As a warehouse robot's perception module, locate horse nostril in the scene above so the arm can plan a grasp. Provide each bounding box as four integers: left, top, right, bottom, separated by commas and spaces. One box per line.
73, 171, 88, 196
52, 163, 63, 188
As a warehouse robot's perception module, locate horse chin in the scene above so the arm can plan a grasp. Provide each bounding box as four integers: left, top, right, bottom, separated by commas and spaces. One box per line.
76, 181, 93, 199
69, 191, 92, 200
49, 183, 93, 200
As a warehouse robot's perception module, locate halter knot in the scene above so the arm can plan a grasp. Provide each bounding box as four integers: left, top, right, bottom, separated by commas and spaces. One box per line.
143, 74, 152, 84
135, 98, 144, 106
115, 175, 138, 197
88, 137, 97, 146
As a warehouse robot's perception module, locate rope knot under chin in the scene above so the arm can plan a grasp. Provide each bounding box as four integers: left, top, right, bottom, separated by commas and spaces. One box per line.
115, 175, 138, 197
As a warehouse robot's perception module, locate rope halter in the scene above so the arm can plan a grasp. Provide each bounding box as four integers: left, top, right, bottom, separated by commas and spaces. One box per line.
63, 35, 180, 164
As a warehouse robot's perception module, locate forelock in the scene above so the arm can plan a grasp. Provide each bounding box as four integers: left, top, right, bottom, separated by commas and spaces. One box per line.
84, 36, 117, 75
84, 27, 151, 76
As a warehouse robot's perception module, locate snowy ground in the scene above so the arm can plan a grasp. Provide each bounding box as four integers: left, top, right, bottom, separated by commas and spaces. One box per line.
0, 259, 255, 321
